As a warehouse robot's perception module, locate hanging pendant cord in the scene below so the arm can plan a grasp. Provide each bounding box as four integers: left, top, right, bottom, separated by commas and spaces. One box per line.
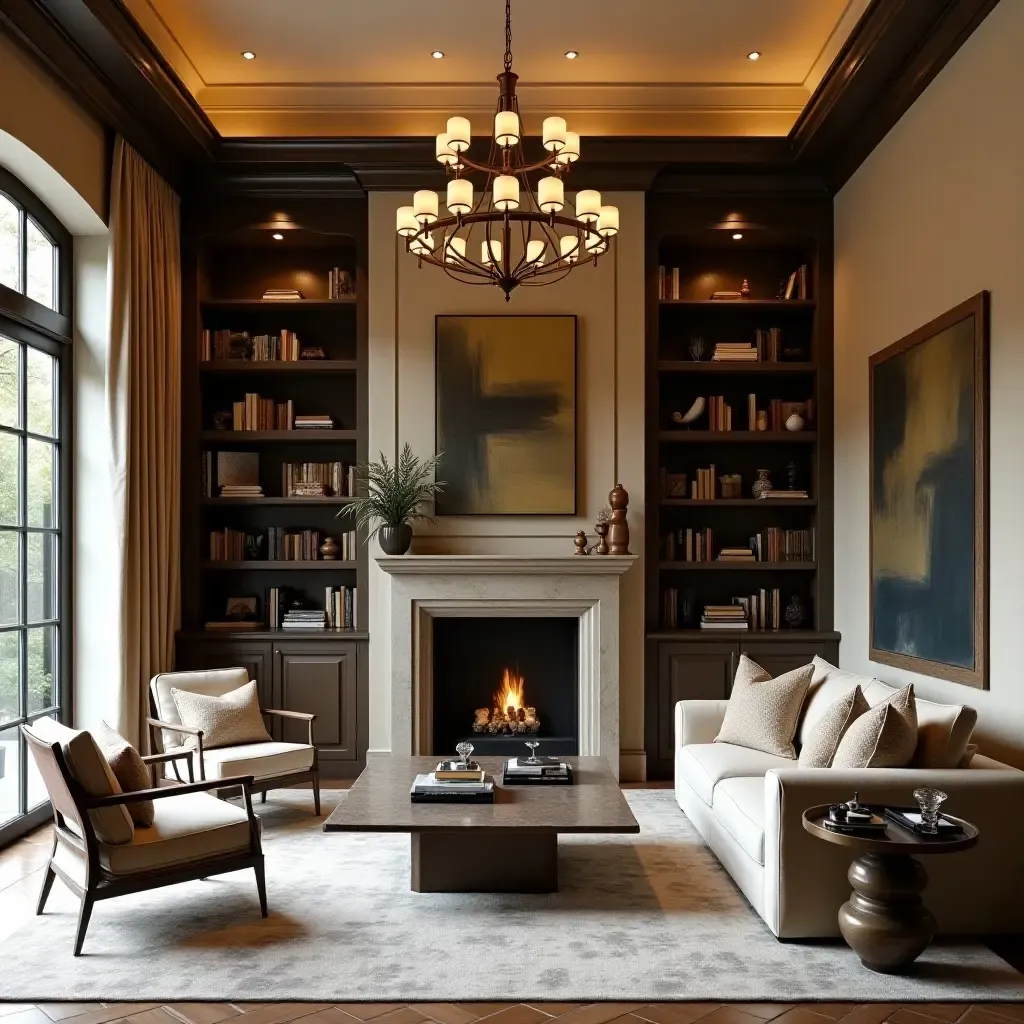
504, 0, 513, 71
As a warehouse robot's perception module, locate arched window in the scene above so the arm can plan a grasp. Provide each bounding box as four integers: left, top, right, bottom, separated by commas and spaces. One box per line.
0, 166, 71, 842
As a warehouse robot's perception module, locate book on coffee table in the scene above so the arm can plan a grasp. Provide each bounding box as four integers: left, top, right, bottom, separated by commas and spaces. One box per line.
410, 773, 495, 803
502, 758, 573, 785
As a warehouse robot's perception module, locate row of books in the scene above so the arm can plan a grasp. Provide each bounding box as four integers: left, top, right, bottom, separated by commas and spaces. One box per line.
660, 589, 790, 631
208, 528, 249, 561
202, 329, 304, 363
663, 527, 714, 563
328, 267, 355, 299
230, 395, 293, 432
755, 328, 784, 362
752, 527, 815, 563
782, 265, 809, 300
711, 343, 758, 362
661, 527, 814, 563
324, 586, 357, 629
282, 461, 355, 498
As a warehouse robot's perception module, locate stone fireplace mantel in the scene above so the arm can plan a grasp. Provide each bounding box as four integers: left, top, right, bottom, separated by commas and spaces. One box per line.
376, 554, 636, 777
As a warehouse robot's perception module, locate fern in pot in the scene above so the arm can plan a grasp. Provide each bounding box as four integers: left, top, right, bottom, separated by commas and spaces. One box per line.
341, 443, 445, 555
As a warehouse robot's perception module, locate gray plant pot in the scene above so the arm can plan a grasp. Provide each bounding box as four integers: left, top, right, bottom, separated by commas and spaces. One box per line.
378, 523, 413, 556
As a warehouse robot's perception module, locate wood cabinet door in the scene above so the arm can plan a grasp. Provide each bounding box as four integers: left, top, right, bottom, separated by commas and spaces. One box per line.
175, 641, 274, 710
740, 641, 827, 679
657, 642, 736, 762
273, 642, 358, 762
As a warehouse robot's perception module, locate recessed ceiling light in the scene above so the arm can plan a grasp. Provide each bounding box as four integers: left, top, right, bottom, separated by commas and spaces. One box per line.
732, 233, 743, 240
272, 232, 284, 240
564, 50, 579, 59
747, 51, 761, 61
241, 50, 256, 60
431, 50, 445, 59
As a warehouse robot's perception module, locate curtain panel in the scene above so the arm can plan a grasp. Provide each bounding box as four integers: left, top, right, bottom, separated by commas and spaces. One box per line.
107, 138, 181, 749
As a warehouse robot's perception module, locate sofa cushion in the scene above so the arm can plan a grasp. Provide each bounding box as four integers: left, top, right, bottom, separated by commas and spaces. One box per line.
833, 684, 918, 768
95, 721, 155, 827
200, 741, 314, 781
797, 657, 880, 750
171, 680, 272, 750
713, 776, 766, 865
677, 742, 794, 806
798, 686, 870, 768
715, 655, 813, 759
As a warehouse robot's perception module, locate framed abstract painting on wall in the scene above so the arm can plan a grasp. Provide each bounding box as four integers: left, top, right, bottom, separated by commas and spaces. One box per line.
435, 315, 577, 515
869, 291, 989, 689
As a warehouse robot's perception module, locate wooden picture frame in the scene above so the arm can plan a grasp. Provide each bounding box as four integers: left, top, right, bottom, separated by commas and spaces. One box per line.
869, 292, 988, 689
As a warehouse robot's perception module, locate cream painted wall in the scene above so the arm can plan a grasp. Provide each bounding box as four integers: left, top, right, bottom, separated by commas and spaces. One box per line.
367, 191, 646, 778
834, 1, 1024, 765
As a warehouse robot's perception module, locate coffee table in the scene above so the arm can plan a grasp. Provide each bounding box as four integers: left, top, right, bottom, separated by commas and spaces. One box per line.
323, 756, 639, 893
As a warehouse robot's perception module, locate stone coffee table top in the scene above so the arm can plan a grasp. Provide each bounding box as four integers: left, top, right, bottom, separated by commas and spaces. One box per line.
322, 756, 639, 834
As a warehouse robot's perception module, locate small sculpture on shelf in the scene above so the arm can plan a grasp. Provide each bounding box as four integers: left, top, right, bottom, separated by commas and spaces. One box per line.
784, 594, 807, 628
752, 469, 773, 499
319, 536, 339, 561
672, 397, 705, 429
720, 474, 742, 499
786, 460, 800, 491
740, 278, 751, 298
573, 530, 589, 555
785, 412, 805, 432
688, 335, 707, 362
607, 484, 630, 555
756, 410, 768, 432
594, 507, 611, 555
245, 535, 265, 561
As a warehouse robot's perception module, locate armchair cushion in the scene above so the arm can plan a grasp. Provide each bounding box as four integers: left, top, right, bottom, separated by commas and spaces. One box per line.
28, 718, 134, 845
712, 776, 766, 865
171, 680, 271, 750
95, 721, 154, 827
198, 741, 314, 781
677, 742, 793, 806
150, 667, 249, 751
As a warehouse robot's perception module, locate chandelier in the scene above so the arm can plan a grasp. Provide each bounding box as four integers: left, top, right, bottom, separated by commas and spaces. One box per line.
395, 0, 619, 299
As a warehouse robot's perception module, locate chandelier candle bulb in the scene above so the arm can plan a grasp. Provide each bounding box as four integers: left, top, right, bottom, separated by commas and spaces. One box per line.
542, 116, 568, 152
444, 235, 466, 264
597, 205, 620, 237
435, 133, 458, 165
538, 176, 564, 213
447, 178, 473, 214
576, 189, 601, 223
557, 131, 581, 164
396, 206, 418, 237
409, 232, 434, 256
560, 235, 580, 262
413, 190, 438, 223
526, 239, 546, 264
494, 110, 520, 146
482, 239, 502, 265
446, 116, 471, 152
493, 175, 520, 211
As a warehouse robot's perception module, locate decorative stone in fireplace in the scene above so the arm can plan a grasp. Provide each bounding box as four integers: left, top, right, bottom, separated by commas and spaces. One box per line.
375, 554, 636, 778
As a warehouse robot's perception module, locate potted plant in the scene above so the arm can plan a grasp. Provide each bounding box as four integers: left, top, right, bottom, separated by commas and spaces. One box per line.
342, 443, 445, 555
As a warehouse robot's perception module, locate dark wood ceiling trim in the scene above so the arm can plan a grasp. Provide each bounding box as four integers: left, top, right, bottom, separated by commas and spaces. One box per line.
792, 0, 1002, 189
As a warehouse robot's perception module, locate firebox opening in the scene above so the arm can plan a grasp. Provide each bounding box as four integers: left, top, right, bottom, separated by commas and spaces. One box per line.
432, 616, 579, 758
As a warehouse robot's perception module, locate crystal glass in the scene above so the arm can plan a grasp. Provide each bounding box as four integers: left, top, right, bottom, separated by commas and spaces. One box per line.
455, 741, 474, 767
913, 787, 947, 833
524, 740, 541, 765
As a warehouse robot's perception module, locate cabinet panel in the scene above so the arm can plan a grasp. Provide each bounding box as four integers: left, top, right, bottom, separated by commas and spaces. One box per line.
741, 640, 837, 679
657, 642, 736, 762
274, 643, 358, 761
176, 640, 273, 710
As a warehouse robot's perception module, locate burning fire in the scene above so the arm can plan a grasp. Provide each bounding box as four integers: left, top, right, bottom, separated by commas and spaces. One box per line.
494, 667, 527, 714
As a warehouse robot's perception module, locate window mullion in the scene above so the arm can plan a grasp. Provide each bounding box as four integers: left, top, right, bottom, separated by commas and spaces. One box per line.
19, 207, 26, 297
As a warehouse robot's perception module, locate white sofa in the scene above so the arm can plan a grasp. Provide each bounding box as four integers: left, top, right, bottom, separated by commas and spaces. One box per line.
674, 659, 1024, 938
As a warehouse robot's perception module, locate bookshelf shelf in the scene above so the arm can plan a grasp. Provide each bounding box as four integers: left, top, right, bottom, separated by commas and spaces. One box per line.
201, 561, 357, 571
660, 498, 816, 507
182, 628, 370, 641
200, 360, 358, 374
658, 299, 816, 310
200, 298, 357, 312
201, 430, 357, 443
201, 496, 356, 507
659, 561, 817, 571
659, 430, 817, 444
658, 361, 816, 374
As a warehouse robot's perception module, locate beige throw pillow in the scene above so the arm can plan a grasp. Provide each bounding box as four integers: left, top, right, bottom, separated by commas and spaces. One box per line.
832, 683, 918, 769
95, 721, 154, 827
799, 685, 869, 768
714, 655, 814, 759
171, 679, 271, 750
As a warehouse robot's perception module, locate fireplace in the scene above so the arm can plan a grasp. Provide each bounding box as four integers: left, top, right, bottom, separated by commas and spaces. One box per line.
432, 617, 579, 757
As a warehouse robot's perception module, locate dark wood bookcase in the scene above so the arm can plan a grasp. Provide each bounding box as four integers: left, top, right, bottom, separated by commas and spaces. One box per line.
176, 198, 370, 775
644, 195, 840, 778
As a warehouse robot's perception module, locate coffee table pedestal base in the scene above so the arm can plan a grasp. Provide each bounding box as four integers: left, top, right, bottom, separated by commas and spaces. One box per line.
838, 852, 936, 973
412, 831, 558, 893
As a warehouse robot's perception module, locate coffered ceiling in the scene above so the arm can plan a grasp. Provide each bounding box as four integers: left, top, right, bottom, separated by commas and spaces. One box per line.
121, 0, 871, 137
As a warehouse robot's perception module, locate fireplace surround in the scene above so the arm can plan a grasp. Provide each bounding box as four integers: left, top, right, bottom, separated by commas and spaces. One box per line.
375, 554, 636, 777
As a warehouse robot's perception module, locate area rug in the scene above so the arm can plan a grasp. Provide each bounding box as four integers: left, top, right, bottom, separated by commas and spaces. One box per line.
1, 789, 1021, 1001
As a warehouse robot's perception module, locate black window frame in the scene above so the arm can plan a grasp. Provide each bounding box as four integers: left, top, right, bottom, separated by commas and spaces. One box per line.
0, 164, 73, 848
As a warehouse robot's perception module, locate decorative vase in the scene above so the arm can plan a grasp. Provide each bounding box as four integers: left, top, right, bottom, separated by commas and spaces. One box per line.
752, 469, 772, 499
594, 521, 610, 555
785, 412, 805, 432
378, 523, 413, 555
784, 594, 806, 628
607, 483, 630, 554
320, 536, 339, 561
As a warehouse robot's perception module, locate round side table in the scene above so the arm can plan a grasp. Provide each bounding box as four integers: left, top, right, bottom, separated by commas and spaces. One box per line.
802, 804, 978, 973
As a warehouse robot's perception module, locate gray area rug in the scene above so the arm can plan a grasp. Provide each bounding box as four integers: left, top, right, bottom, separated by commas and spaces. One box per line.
1, 789, 1021, 1001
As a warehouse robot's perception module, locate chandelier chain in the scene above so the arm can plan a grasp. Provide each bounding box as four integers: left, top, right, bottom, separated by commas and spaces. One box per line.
504, 0, 513, 71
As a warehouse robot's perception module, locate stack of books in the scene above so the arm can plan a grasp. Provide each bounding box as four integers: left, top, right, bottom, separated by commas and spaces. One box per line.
294, 414, 334, 430
701, 605, 749, 631
410, 769, 494, 803
502, 757, 573, 785
757, 489, 810, 500
717, 547, 755, 563
263, 288, 303, 301
220, 483, 263, 499
281, 608, 327, 630
712, 343, 758, 362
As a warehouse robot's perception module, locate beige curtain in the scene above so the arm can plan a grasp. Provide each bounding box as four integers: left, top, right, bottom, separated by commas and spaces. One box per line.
107, 138, 181, 749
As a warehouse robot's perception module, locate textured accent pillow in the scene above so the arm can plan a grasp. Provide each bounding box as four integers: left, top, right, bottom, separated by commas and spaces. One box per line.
95, 721, 154, 827
714, 655, 814, 759
832, 683, 918, 769
171, 679, 271, 750
798, 685, 870, 768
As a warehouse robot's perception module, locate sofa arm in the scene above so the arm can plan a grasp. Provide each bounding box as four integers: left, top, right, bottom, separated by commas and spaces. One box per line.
762, 765, 1024, 938
674, 700, 730, 749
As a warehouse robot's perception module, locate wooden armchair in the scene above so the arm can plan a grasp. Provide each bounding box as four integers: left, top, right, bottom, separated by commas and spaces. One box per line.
23, 718, 267, 956
149, 667, 320, 814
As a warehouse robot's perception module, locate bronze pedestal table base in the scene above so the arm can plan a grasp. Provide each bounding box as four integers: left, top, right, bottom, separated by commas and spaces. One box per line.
803, 805, 978, 973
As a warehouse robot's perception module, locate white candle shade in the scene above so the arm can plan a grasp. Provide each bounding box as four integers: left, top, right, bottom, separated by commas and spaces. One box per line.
446, 116, 471, 152
494, 110, 520, 147
410, 232, 434, 256
447, 178, 473, 215
493, 175, 520, 211
481, 239, 502, 265
557, 131, 580, 164
575, 189, 601, 223
444, 235, 466, 264
542, 116, 567, 152
559, 235, 580, 262
396, 206, 418, 237
538, 176, 564, 213
413, 190, 439, 223
435, 133, 457, 165
526, 239, 546, 264
597, 205, 619, 237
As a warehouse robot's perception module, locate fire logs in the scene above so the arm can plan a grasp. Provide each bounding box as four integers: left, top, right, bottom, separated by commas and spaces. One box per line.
472, 705, 539, 735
